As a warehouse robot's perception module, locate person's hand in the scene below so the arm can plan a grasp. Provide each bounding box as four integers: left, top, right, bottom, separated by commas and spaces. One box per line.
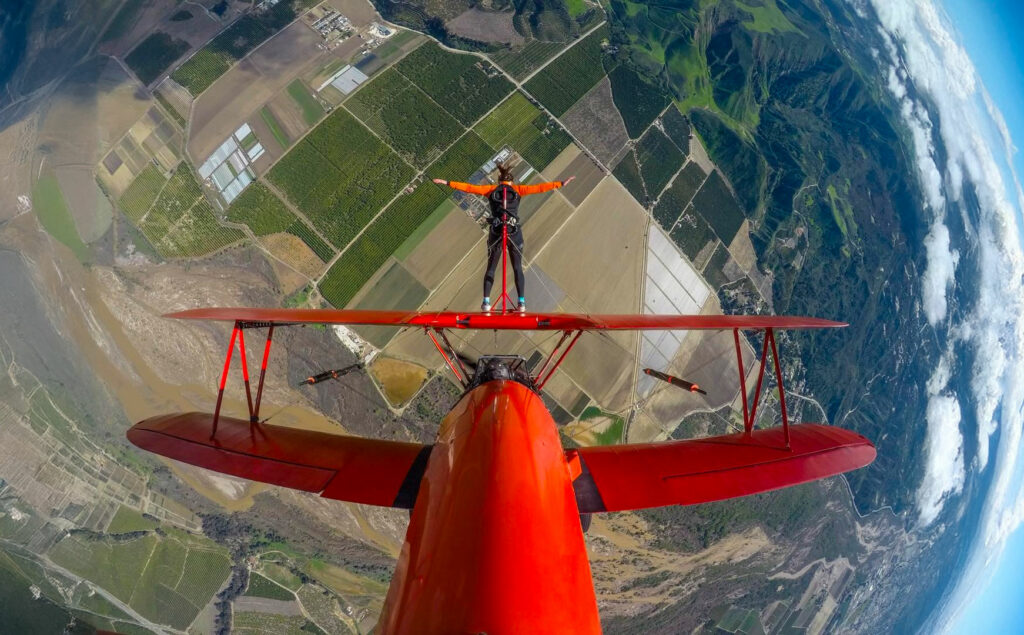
432, 178, 446, 185
563, 176, 576, 185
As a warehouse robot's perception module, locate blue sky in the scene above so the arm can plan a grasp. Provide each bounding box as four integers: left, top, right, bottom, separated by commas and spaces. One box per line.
942, 1, 1024, 632
943, 0, 1024, 184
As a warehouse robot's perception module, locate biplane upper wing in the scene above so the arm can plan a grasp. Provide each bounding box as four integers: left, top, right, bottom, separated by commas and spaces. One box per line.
164, 307, 844, 330
128, 413, 431, 508
569, 424, 875, 513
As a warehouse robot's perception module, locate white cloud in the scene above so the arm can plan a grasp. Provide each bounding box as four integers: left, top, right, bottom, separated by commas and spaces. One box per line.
864, 0, 1024, 630
918, 356, 965, 526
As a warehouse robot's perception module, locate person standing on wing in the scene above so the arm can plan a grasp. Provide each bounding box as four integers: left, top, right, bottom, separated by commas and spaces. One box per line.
433, 163, 574, 313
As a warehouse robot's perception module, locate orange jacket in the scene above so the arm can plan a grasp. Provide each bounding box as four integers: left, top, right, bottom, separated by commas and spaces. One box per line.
441, 180, 566, 196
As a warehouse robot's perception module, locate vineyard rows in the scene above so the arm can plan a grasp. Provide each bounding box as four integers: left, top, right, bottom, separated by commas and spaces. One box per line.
524, 25, 611, 116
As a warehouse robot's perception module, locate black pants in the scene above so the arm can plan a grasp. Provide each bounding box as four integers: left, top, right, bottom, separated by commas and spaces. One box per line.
483, 226, 525, 299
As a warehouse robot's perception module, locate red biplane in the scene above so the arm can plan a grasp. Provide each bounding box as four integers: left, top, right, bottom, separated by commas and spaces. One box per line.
128, 300, 874, 632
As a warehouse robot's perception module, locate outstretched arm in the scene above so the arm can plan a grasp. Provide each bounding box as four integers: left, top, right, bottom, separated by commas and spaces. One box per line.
514, 176, 576, 196
432, 178, 494, 196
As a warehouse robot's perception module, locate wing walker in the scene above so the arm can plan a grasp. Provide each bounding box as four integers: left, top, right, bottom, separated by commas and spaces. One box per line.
128, 202, 875, 632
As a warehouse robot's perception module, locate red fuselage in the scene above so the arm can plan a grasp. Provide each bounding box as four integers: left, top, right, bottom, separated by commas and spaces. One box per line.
377, 379, 602, 633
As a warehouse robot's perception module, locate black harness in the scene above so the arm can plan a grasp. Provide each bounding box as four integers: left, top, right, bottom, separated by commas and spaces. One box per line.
488, 183, 521, 231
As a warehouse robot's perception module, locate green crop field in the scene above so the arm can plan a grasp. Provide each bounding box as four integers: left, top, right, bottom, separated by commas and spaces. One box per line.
226, 182, 332, 259
474, 92, 570, 170
691, 170, 745, 245
269, 109, 414, 249
130, 540, 195, 629
233, 611, 321, 635
158, 200, 245, 258
395, 42, 513, 126
653, 162, 707, 230
613, 150, 646, 205
490, 40, 568, 80
607, 64, 670, 138
246, 573, 295, 600
175, 548, 231, 607
261, 563, 304, 591
106, 506, 159, 534
169, 0, 318, 96
48, 534, 157, 603
348, 69, 462, 167
118, 165, 167, 221
524, 25, 610, 116
50, 532, 232, 630
32, 174, 90, 262
125, 32, 190, 85
661, 106, 691, 153
670, 205, 716, 260
430, 131, 497, 182
138, 166, 202, 244
319, 181, 448, 307
636, 126, 684, 198
171, 16, 270, 94
287, 80, 324, 125
228, 182, 297, 235
260, 107, 290, 148
656, 161, 707, 229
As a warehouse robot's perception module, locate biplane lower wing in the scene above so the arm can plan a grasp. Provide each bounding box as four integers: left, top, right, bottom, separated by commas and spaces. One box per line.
128, 413, 431, 508
570, 423, 875, 513
164, 307, 845, 331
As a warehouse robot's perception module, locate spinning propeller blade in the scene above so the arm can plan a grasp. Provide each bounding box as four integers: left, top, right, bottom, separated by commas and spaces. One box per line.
643, 368, 707, 395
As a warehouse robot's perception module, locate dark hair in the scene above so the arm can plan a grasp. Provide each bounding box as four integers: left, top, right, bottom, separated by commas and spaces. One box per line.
497, 162, 513, 182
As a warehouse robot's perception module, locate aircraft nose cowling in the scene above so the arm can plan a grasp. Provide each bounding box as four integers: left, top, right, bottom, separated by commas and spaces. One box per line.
377, 379, 601, 634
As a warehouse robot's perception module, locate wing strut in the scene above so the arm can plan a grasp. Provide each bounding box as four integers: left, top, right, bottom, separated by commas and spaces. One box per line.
535, 330, 582, 390
733, 327, 791, 448
211, 321, 276, 438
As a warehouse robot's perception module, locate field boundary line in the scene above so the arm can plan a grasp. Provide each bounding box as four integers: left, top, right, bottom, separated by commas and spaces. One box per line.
520, 20, 607, 84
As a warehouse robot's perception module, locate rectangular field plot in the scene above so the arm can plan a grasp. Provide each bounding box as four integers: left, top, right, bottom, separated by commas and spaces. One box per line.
48, 534, 157, 603
654, 160, 706, 230
395, 42, 513, 126
170, 1, 315, 95
430, 130, 498, 184
352, 261, 429, 347
269, 108, 415, 249
125, 32, 190, 85
171, 16, 270, 95
691, 170, 745, 245
347, 69, 462, 167
117, 165, 167, 222
227, 182, 332, 260
137, 166, 203, 244
474, 92, 571, 170
158, 200, 245, 258
660, 105, 690, 154
524, 25, 610, 116
490, 39, 569, 80
319, 181, 448, 307
636, 126, 684, 199
286, 79, 324, 125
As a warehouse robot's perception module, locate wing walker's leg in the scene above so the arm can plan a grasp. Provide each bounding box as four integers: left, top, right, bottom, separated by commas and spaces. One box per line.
212, 323, 240, 439
733, 329, 750, 435
238, 328, 254, 422
426, 328, 466, 386
500, 214, 509, 314
767, 328, 791, 449
253, 324, 274, 424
